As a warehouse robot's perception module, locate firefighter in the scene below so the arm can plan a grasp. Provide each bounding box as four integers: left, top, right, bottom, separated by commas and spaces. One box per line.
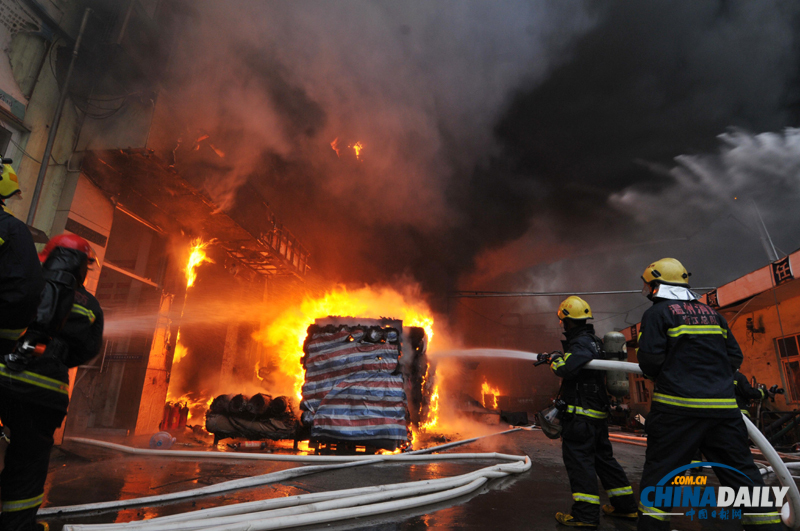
0, 162, 45, 357
637, 258, 781, 530
550, 296, 637, 528
0, 234, 104, 531
734, 371, 781, 418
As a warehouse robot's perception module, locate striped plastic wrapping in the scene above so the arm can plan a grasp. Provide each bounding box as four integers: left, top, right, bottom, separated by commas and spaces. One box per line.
302, 327, 408, 442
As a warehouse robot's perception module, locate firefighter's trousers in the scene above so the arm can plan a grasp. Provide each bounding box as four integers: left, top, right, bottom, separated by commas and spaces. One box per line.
638, 410, 782, 531
0, 394, 65, 531
561, 416, 637, 524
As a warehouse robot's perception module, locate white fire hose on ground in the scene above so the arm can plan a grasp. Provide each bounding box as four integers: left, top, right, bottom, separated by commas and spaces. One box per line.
43, 430, 522, 517
52, 433, 530, 531
586, 359, 800, 528
61, 457, 530, 531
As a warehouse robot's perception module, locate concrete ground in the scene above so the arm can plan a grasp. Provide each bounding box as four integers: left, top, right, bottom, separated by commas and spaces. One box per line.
39, 429, 781, 530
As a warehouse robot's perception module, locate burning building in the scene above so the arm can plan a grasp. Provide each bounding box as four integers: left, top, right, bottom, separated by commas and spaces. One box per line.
1, 0, 545, 448
60, 148, 310, 437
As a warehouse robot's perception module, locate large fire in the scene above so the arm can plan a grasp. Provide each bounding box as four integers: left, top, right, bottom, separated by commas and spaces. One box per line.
185, 238, 214, 288
171, 239, 213, 368
481, 379, 501, 409
166, 239, 215, 409
255, 285, 435, 402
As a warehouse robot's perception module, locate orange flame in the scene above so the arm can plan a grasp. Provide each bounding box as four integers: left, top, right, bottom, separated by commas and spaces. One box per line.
185, 238, 214, 288
419, 384, 440, 432
254, 285, 435, 403
173, 331, 188, 364
409, 425, 419, 448
377, 447, 403, 455
349, 141, 364, 161
481, 379, 501, 409
209, 143, 226, 158
165, 391, 213, 422
331, 137, 340, 157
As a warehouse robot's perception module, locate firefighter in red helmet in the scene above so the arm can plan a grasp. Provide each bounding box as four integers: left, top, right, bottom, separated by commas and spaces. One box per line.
0, 233, 104, 531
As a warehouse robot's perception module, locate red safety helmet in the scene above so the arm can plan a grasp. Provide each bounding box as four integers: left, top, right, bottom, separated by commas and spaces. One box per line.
39, 233, 97, 263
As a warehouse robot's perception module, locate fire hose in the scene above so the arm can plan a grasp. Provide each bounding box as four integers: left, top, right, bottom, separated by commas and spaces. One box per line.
61, 457, 530, 531
42, 429, 524, 519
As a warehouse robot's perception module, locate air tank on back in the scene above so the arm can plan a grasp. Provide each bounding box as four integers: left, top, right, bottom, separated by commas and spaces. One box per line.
604, 331, 629, 398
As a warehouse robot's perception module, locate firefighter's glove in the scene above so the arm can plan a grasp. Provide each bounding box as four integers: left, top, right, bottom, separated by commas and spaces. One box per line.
537, 351, 563, 366
768, 385, 785, 401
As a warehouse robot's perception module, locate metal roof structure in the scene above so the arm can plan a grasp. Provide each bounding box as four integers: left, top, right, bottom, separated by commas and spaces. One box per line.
81, 149, 309, 278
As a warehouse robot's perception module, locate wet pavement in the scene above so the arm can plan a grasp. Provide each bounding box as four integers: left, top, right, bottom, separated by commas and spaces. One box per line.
39, 429, 776, 530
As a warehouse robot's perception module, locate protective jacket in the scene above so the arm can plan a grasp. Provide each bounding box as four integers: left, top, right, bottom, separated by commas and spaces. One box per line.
0, 283, 103, 413
0, 210, 44, 351
551, 323, 609, 421
638, 298, 742, 418
734, 371, 765, 416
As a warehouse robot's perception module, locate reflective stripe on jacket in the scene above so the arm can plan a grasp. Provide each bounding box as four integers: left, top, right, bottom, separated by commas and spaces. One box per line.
552, 323, 609, 422
0, 285, 103, 412
638, 299, 741, 418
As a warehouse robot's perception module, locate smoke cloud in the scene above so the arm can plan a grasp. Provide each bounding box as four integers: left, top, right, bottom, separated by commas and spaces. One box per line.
455, 0, 800, 334
148, 0, 595, 291
149, 1, 800, 335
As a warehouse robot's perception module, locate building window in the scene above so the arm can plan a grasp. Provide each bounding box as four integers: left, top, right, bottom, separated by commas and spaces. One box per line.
0, 119, 28, 166
776, 334, 800, 403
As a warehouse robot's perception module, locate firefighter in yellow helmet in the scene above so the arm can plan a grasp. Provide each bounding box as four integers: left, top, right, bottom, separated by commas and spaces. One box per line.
0, 161, 22, 212
0, 160, 46, 530
549, 296, 637, 527
636, 258, 781, 530
0, 160, 43, 356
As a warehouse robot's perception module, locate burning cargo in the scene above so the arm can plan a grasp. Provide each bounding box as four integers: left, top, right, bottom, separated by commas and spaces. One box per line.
204, 316, 429, 452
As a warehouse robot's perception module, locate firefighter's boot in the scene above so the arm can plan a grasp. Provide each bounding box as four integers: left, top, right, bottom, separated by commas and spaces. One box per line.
602, 504, 638, 519
555, 512, 598, 528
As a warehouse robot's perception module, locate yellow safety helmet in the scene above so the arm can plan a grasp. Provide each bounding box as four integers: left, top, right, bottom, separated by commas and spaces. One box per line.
642, 257, 690, 286
557, 296, 593, 320
0, 163, 20, 200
